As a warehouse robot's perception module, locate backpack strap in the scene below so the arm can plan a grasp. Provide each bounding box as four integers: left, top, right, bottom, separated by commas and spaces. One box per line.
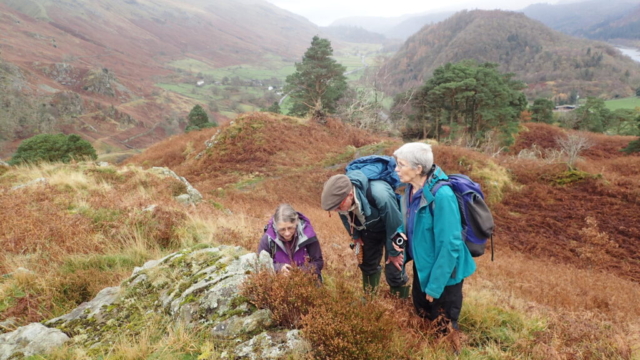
264, 224, 277, 260
428, 180, 450, 216
269, 239, 277, 260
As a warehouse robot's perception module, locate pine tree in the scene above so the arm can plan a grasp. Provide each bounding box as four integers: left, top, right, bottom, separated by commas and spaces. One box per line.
185, 104, 216, 132
574, 97, 610, 133
284, 36, 347, 118
266, 102, 281, 114
530, 98, 555, 124
187, 105, 208, 128
409, 61, 526, 144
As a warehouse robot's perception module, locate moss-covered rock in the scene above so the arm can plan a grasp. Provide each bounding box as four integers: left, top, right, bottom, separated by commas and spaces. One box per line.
3, 245, 310, 359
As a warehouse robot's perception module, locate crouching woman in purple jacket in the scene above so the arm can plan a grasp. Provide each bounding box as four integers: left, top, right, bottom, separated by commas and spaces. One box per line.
257, 204, 324, 281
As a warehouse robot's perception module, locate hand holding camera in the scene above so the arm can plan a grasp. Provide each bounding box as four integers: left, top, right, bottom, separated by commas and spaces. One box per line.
386, 232, 406, 271
391, 232, 406, 250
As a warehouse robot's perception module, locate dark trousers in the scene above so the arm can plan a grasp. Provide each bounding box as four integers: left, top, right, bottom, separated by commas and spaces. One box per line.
412, 263, 463, 330
359, 230, 408, 287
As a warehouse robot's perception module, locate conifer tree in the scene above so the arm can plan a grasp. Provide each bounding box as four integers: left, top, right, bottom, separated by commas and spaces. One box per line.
266, 101, 281, 114
187, 104, 209, 128
284, 36, 347, 118
409, 61, 526, 144
530, 98, 555, 124
573, 97, 610, 133
185, 104, 216, 132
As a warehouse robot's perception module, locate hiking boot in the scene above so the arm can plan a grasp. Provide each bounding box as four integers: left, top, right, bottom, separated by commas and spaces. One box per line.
390, 285, 410, 299
362, 270, 381, 296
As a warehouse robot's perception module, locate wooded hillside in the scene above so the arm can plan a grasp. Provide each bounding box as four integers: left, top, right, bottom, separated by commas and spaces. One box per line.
379, 10, 640, 100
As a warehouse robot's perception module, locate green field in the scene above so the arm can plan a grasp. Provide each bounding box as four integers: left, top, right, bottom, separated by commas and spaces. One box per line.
167, 54, 295, 81
605, 97, 640, 110
159, 42, 391, 118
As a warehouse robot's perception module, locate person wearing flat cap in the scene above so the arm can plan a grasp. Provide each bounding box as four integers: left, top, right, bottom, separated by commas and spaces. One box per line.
321, 171, 409, 298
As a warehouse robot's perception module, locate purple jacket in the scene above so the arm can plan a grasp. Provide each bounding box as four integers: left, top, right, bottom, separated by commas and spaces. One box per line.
257, 212, 324, 278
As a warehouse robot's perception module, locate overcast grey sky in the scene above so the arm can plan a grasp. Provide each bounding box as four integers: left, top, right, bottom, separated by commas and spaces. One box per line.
266, 0, 561, 26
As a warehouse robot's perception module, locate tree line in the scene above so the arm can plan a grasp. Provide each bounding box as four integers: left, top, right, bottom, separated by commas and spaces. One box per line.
270, 36, 640, 153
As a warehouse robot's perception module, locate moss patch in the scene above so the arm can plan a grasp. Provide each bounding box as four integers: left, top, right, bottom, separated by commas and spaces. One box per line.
550, 170, 601, 186
469, 160, 514, 204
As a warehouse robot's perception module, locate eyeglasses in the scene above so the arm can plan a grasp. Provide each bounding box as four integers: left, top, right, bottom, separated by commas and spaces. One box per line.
277, 226, 296, 234
396, 161, 412, 169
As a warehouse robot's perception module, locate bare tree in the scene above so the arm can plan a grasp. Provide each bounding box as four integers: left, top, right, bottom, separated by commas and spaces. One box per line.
337, 87, 390, 131
556, 133, 593, 170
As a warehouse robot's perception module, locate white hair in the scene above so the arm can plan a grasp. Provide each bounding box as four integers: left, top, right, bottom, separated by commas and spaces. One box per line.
393, 142, 434, 177
273, 203, 299, 224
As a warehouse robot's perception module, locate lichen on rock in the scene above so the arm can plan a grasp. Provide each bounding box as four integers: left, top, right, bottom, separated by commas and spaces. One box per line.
1, 244, 309, 359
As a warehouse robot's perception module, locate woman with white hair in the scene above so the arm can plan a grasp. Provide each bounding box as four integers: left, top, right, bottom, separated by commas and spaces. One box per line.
392, 142, 476, 334
257, 204, 324, 281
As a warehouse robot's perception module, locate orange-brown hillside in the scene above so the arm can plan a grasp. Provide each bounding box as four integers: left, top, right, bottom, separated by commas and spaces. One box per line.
0, 0, 318, 157
128, 115, 640, 283
3, 114, 640, 357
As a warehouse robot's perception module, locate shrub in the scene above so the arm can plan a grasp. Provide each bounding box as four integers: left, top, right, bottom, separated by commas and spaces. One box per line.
241, 268, 324, 328
301, 282, 395, 360
556, 133, 593, 169
242, 270, 401, 360
9, 133, 97, 165
622, 138, 640, 153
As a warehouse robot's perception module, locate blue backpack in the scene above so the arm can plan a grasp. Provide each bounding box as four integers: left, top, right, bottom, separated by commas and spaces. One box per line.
429, 174, 495, 260
345, 155, 403, 207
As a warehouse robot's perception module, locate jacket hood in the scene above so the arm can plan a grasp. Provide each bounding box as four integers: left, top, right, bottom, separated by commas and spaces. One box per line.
346, 170, 373, 217
265, 212, 317, 251
425, 166, 449, 191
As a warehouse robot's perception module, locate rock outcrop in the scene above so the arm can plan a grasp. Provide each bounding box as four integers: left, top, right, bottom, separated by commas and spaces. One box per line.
151, 167, 203, 205
0, 245, 310, 359
0, 323, 69, 359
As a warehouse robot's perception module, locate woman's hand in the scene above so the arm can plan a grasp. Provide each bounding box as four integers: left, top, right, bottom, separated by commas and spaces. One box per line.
391, 233, 407, 252
425, 294, 434, 302
281, 264, 292, 276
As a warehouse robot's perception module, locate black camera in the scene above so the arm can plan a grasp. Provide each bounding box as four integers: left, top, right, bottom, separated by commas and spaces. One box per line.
391, 233, 405, 249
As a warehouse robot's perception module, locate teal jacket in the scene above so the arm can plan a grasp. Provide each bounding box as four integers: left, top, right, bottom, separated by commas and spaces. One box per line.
339, 170, 403, 256
398, 166, 476, 299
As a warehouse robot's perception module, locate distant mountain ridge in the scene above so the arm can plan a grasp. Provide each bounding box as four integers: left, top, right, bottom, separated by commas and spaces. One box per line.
379, 10, 640, 100
385, 12, 455, 39
330, 15, 412, 35
522, 0, 640, 40
0, 0, 319, 158
319, 26, 386, 44
330, 11, 454, 40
